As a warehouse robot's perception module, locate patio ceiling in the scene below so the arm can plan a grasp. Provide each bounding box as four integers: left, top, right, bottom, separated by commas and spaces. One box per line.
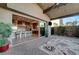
1, 3, 79, 21
38, 3, 55, 10
38, 3, 79, 20
38, 3, 66, 13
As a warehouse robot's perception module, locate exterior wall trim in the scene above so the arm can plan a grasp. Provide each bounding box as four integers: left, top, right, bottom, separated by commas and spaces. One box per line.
0, 3, 47, 22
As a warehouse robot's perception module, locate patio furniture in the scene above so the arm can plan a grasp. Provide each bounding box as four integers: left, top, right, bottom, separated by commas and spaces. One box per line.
7, 31, 16, 47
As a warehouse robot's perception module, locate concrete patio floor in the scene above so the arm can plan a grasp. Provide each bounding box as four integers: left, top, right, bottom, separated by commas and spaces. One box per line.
0, 36, 50, 55
0, 35, 79, 55
40, 35, 79, 55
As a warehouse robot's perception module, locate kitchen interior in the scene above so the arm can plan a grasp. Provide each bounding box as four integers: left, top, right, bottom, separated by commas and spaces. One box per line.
12, 14, 39, 38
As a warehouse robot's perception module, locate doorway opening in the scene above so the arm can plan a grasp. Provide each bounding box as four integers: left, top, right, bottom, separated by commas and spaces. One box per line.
12, 14, 39, 38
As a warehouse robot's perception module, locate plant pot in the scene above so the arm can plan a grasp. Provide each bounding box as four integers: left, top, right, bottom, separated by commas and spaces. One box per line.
0, 43, 9, 52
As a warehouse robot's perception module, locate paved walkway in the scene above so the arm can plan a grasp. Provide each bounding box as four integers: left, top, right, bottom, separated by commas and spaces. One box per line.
0, 35, 79, 55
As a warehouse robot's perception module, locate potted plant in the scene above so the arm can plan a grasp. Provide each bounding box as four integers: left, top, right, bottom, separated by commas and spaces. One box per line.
0, 22, 12, 52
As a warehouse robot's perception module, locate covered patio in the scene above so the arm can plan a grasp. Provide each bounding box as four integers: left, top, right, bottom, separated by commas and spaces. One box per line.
0, 3, 79, 55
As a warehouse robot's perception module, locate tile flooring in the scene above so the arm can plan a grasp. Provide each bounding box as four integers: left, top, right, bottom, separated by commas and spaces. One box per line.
40, 35, 79, 55
0, 35, 79, 55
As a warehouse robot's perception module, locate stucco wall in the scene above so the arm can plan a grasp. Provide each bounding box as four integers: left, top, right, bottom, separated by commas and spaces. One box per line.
51, 19, 60, 27
0, 8, 12, 25
0, 7, 47, 25
7, 3, 50, 21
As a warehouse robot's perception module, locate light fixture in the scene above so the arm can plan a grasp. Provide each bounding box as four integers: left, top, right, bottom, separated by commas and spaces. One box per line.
12, 26, 17, 30
48, 22, 52, 26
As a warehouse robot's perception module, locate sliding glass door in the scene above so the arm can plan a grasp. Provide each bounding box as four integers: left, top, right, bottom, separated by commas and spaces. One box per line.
39, 21, 45, 36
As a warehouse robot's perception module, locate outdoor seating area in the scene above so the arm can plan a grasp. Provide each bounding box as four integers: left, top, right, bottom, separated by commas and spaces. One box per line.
8, 30, 32, 47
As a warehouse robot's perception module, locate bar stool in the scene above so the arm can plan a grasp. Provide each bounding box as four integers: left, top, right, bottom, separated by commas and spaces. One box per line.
7, 31, 16, 47
15, 31, 20, 39
25, 31, 27, 38
19, 31, 22, 39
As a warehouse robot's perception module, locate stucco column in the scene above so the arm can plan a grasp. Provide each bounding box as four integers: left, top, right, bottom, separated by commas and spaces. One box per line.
46, 22, 51, 37
38, 21, 40, 37
45, 22, 51, 37
45, 22, 48, 37
48, 25, 51, 37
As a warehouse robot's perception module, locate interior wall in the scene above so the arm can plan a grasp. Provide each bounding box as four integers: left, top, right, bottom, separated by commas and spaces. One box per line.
7, 3, 50, 21
47, 4, 79, 19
